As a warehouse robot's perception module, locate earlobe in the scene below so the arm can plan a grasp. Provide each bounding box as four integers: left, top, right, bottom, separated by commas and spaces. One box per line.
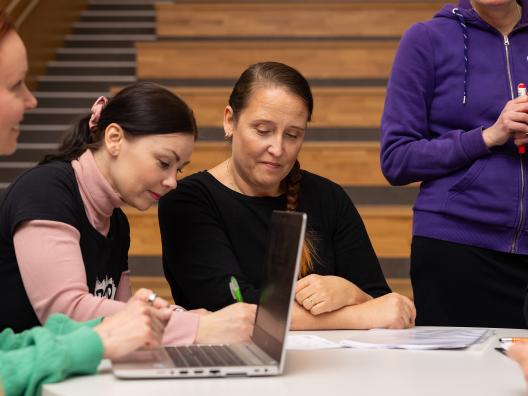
104, 123, 124, 156
223, 106, 235, 139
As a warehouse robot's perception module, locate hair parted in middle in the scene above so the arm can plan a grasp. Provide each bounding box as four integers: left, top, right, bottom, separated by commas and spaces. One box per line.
228, 61, 316, 277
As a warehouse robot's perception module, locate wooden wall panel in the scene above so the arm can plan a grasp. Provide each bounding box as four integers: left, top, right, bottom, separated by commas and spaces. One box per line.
358, 205, 412, 258
113, 86, 385, 128
156, 3, 438, 38
386, 279, 413, 299
124, 204, 412, 259
16, 0, 87, 89
136, 41, 397, 79
131, 276, 175, 304
156, 142, 388, 186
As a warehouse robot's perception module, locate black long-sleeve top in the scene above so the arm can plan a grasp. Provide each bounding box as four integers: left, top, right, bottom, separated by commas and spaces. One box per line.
158, 170, 391, 311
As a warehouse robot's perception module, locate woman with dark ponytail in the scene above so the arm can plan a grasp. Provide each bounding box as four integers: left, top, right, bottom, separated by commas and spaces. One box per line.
0, 80, 256, 348
159, 62, 416, 330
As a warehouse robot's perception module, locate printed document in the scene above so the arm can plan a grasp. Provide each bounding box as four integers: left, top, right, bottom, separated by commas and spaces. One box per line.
340, 328, 492, 350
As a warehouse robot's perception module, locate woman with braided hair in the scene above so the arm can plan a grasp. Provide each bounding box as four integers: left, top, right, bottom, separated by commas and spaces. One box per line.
159, 61, 416, 329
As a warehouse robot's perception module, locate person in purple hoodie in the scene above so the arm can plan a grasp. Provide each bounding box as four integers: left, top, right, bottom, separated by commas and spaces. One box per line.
381, 0, 528, 328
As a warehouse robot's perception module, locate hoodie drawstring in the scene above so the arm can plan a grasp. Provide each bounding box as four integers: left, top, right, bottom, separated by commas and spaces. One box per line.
452, 7, 469, 105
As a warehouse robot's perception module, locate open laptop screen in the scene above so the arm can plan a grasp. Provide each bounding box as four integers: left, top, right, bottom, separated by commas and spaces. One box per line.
251, 211, 306, 363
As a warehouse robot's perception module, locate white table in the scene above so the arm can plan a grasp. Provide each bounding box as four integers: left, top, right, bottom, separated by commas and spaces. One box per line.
43, 328, 528, 396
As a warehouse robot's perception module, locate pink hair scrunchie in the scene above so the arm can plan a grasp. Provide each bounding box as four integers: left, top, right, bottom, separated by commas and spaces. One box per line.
88, 96, 109, 132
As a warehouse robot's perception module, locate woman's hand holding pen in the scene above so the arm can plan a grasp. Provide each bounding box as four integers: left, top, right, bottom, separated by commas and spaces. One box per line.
295, 274, 372, 315
483, 95, 528, 148
195, 303, 257, 344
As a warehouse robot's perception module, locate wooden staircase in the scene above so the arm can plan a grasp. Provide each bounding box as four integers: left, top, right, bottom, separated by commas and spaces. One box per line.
1, 0, 454, 302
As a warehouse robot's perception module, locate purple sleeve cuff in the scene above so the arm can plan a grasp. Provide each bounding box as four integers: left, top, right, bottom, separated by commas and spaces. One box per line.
460, 127, 491, 161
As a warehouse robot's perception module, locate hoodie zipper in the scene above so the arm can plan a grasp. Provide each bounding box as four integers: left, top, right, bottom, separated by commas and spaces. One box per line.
505, 35, 526, 253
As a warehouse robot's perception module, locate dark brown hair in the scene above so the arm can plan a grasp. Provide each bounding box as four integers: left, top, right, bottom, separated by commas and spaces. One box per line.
42, 82, 198, 163
0, 9, 15, 42
229, 61, 315, 276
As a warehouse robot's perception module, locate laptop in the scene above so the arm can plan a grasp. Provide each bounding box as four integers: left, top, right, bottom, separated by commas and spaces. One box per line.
112, 210, 307, 378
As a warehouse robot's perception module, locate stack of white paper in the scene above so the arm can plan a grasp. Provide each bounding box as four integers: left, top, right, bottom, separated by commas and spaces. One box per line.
340, 328, 492, 350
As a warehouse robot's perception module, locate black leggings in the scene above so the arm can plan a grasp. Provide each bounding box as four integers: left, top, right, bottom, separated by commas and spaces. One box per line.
411, 236, 528, 328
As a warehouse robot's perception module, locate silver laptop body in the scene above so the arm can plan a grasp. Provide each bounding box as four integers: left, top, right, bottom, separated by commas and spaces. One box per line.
112, 210, 307, 379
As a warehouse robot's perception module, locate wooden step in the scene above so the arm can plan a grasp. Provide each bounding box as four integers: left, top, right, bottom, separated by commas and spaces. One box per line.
386, 278, 413, 300
124, 204, 412, 259
136, 40, 397, 80
130, 276, 175, 304
156, 3, 439, 39
130, 276, 413, 304
113, 86, 386, 128
358, 205, 412, 258
174, 141, 389, 186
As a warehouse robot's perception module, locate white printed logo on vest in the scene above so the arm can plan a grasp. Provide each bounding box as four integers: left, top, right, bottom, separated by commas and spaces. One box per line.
94, 275, 116, 299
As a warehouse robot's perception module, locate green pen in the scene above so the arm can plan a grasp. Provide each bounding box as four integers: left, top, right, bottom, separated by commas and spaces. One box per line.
229, 276, 244, 302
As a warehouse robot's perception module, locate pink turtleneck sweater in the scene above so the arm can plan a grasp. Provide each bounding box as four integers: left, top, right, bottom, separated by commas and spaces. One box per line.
13, 150, 199, 345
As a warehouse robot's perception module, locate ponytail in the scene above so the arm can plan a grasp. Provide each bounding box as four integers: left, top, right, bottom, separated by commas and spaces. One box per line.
41, 114, 100, 164
40, 82, 197, 164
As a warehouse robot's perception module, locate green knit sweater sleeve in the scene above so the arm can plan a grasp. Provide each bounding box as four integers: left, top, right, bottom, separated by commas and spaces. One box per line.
0, 314, 104, 396
0, 314, 102, 351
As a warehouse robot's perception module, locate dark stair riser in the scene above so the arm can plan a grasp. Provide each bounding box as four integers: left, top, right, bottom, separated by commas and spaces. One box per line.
87, 5, 154, 11
18, 130, 71, 144
0, 168, 37, 183
23, 113, 86, 125
46, 66, 135, 76
55, 53, 136, 62
72, 27, 155, 35
64, 40, 137, 48
125, 256, 410, 279
344, 186, 418, 206
0, 148, 57, 163
195, 127, 380, 141
34, 97, 103, 108
79, 16, 154, 23
36, 81, 128, 91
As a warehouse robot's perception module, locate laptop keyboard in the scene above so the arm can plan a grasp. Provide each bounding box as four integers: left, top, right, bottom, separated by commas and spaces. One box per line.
166, 345, 248, 367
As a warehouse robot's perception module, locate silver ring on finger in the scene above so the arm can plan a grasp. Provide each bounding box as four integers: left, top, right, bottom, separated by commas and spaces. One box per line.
147, 292, 157, 306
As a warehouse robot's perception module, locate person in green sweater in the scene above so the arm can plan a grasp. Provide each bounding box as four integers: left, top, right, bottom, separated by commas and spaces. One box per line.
0, 9, 172, 396
0, 290, 172, 396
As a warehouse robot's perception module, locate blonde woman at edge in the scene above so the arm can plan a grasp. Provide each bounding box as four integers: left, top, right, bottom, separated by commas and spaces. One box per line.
0, 10, 172, 396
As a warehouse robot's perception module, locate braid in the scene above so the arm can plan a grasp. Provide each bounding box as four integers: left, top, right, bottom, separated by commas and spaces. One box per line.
286, 160, 301, 211
285, 160, 314, 277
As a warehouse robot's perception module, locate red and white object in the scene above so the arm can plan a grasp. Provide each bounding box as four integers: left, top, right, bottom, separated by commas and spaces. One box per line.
518, 83, 527, 154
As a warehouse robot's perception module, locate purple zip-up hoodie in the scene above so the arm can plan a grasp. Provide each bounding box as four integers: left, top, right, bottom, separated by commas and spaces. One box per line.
380, 0, 528, 254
